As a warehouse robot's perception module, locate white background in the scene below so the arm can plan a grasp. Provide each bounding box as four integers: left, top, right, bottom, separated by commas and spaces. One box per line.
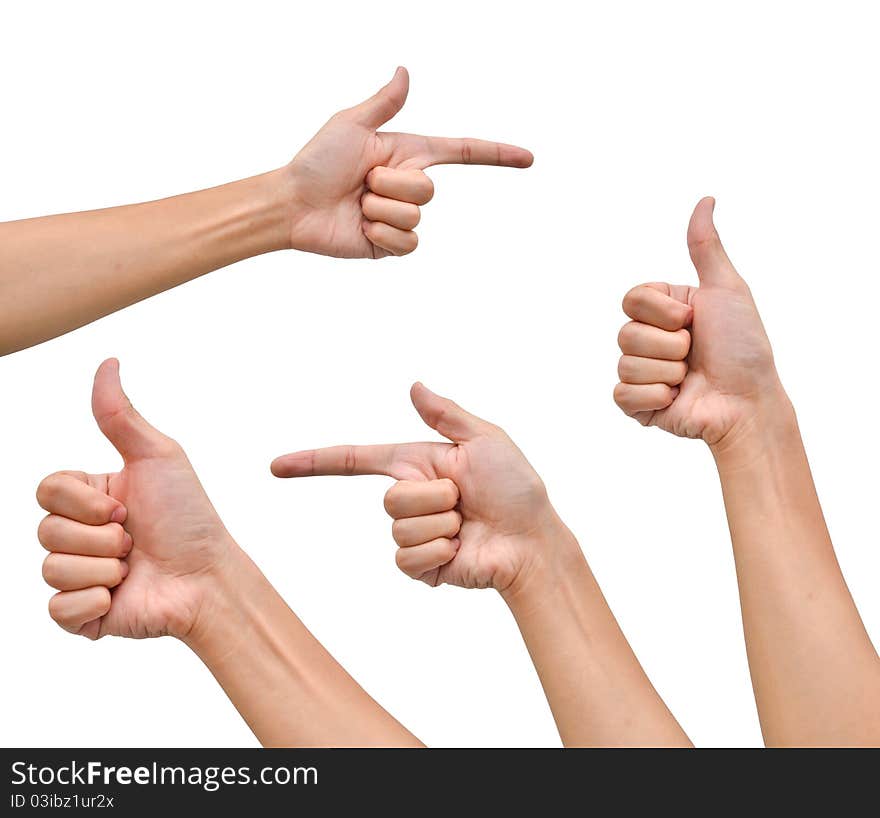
2, 0, 878, 748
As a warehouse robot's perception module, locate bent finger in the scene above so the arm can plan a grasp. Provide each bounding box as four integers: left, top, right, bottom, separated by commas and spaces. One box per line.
622, 284, 693, 330
392, 509, 462, 547
617, 322, 691, 360
366, 167, 434, 205
361, 192, 421, 230
395, 537, 460, 579
36, 472, 125, 525
385, 479, 459, 519
617, 356, 688, 386
42, 553, 128, 591
613, 383, 680, 415
363, 221, 418, 256
48, 587, 111, 635
38, 516, 132, 558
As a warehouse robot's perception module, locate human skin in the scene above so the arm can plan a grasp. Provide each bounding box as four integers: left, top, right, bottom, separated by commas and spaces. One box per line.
613, 197, 880, 746
37, 359, 422, 747
0, 67, 532, 356
271, 384, 692, 747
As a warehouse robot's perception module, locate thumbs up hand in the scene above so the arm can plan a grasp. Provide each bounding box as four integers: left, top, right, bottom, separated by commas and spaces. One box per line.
271, 383, 574, 593
284, 67, 534, 259
36, 359, 238, 640
614, 198, 786, 448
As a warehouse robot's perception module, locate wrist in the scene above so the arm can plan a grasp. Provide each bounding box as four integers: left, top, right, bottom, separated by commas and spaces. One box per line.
500, 513, 587, 614
709, 382, 800, 473
250, 167, 296, 252
178, 541, 268, 657
276, 162, 317, 253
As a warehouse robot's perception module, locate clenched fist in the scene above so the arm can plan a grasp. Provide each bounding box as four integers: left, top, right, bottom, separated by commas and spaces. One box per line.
271, 384, 574, 593
37, 359, 238, 640
286, 67, 534, 259
614, 197, 787, 448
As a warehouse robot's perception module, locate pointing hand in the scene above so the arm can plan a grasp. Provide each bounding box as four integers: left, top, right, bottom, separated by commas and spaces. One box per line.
285, 67, 534, 259
271, 384, 571, 592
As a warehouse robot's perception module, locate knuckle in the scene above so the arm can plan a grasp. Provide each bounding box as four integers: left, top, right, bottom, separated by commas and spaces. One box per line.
404, 204, 421, 229
48, 593, 65, 623
155, 435, 183, 458
617, 356, 634, 381
613, 382, 630, 408
42, 555, 61, 587
36, 474, 61, 508
383, 484, 402, 516
391, 518, 408, 545
622, 286, 647, 315
617, 322, 636, 352
394, 548, 410, 573
524, 471, 548, 502
37, 515, 56, 549
486, 422, 507, 439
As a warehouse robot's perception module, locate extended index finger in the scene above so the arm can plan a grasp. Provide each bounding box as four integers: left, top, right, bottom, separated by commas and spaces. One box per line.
419, 136, 534, 168
270, 445, 399, 478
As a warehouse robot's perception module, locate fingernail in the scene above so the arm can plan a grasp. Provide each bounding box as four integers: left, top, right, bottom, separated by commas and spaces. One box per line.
122, 530, 133, 551
452, 537, 461, 552
119, 561, 130, 578
110, 505, 127, 524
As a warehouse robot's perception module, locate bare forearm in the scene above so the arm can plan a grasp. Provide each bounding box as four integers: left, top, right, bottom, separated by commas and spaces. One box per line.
502, 521, 691, 747
0, 169, 292, 355
184, 547, 422, 748
713, 397, 880, 746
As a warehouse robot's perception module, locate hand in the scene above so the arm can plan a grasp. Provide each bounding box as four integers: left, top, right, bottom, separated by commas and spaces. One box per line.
613, 197, 787, 448
284, 67, 533, 259
271, 383, 573, 592
36, 359, 238, 640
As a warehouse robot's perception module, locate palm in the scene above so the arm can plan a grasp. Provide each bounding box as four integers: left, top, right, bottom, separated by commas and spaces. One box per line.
287, 119, 389, 258
272, 384, 556, 592
74, 361, 236, 642
625, 201, 780, 446
285, 67, 533, 259
386, 434, 549, 589
649, 282, 775, 444
91, 452, 229, 640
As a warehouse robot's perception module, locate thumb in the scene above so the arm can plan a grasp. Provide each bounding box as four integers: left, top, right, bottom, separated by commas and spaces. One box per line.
91, 359, 173, 462
351, 66, 409, 129
687, 197, 741, 287
410, 382, 491, 443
